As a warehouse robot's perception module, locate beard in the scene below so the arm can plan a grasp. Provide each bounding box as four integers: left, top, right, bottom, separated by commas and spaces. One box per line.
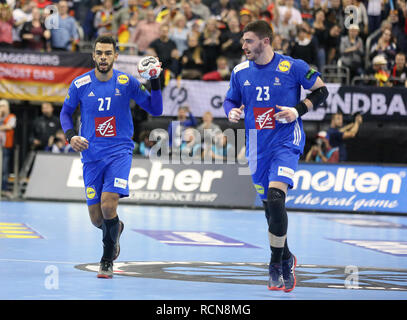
246, 43, 264, 61
96, 60, 114, 74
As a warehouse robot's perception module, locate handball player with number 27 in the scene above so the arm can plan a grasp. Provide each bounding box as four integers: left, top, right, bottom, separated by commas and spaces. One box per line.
60, 35, 163, 278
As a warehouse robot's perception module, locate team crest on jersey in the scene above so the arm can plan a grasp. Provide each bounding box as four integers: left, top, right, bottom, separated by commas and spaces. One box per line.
253, 107, 275, 130
74, 75, 91, 88
277, 59, 291, 73
94, 116, 117, 137
86, 186, 97, 200
117, 74, 129, 85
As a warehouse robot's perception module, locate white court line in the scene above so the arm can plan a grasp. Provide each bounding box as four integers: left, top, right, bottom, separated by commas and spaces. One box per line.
0, 258, 82, 265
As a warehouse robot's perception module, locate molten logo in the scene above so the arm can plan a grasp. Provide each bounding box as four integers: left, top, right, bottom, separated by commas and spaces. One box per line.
293, 168, 403, 194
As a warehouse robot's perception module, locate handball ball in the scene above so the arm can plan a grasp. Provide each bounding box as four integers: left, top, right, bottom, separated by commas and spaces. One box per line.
138, 56, 161, 80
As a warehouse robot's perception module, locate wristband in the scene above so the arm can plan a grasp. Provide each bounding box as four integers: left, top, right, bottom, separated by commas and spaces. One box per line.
294, 101, 308, 117
65, 129, 76, 143
150, 78, 161, 91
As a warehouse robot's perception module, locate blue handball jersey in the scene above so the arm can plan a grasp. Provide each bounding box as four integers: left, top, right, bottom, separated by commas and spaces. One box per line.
63, 69, 150, 163
225, 52, 320, 161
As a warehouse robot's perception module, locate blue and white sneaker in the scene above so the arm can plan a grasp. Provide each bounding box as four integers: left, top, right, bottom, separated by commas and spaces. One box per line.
282, 254, 297, 292
268, 263, 285, 291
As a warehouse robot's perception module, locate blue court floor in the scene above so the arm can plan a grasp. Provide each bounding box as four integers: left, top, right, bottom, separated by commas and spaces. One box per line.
0, 200, 406, 300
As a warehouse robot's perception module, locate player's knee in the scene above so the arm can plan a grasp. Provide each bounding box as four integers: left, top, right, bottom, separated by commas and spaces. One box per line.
266, 187, 286, 224
100, 200, 118, 218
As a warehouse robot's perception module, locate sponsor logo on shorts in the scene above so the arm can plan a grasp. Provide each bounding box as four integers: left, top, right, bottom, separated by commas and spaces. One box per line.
254, 184, 264, 195
86, 186, 97, 199
95, 116, 116, 137
278, 166, 295, 179
114, 178, 128, 189
253, 107, 275, 130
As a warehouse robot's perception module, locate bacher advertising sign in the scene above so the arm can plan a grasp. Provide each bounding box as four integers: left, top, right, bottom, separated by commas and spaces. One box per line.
24, 153, 256, 208
287, 163, 407, 214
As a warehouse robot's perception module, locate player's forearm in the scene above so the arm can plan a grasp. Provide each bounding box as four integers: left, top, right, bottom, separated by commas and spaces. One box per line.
60, 104, 76, 141
139, 85, 163, 116
223, 98, 239, 117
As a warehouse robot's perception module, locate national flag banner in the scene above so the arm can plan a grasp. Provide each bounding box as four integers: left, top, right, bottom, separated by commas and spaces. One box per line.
0, 49, 94, 102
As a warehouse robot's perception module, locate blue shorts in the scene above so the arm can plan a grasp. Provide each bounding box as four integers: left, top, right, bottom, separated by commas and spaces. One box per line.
82, 152, 132, 206
248, 146, 300, 201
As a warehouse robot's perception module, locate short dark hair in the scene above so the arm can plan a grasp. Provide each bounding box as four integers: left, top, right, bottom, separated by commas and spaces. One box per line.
243, 20, 273, 43
93, 35, 117, 52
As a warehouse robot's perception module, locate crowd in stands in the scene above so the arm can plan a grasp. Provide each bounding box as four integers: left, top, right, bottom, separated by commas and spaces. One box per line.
0, 0, 406, 86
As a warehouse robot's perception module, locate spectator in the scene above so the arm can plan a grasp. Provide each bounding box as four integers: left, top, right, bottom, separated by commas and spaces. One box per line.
0, 99, 16, 196
339, 24, 364, 78
365, 54, 391, 86
312, 9, 328, 71
180, 32, 205, 79
94, 0, 114, 36
130, 8, 160, 55
180, 127, 202, 160
290, 25, 318, 67
12, 0, 35, 47
219, 15, 243, 68
30, 102, 60, 151
388, 8, 407, 55
50, 0, 79, 51
169, 12, 189, 55
199, 17, 221, 73
305, 131, 339, 163
181, 1, 201, 28
327, 111, 363, 162
190, 0, 210, 21
326, 0, 344, 27
272, 33, 290, 54
300, 0, 314, 26
369, 27, 397, 68
278, 0, 303, 26
148, 23, 180, 77
45, 129, 74, 153
352, 0, 369, 39
196, 111, 221, 146
0, 3, 13, 48
134, 130, 155, 157
367, 0, 382, 33
325, 24, 341, 64
239, 8, 253, 31
20, 7, 50, 51
276, 5, 297, 40
112, 0, 138, 37
202, 55, 231, 81
168, 105, 197, 151
391, 52, 407, 87
211, 0, 239, 17
204, 131, 235, 163
241, 0, 262, 17
33, 0, 52, 9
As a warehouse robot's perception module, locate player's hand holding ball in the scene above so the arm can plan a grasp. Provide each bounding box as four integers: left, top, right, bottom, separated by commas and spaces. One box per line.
138, 56, 162, 80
